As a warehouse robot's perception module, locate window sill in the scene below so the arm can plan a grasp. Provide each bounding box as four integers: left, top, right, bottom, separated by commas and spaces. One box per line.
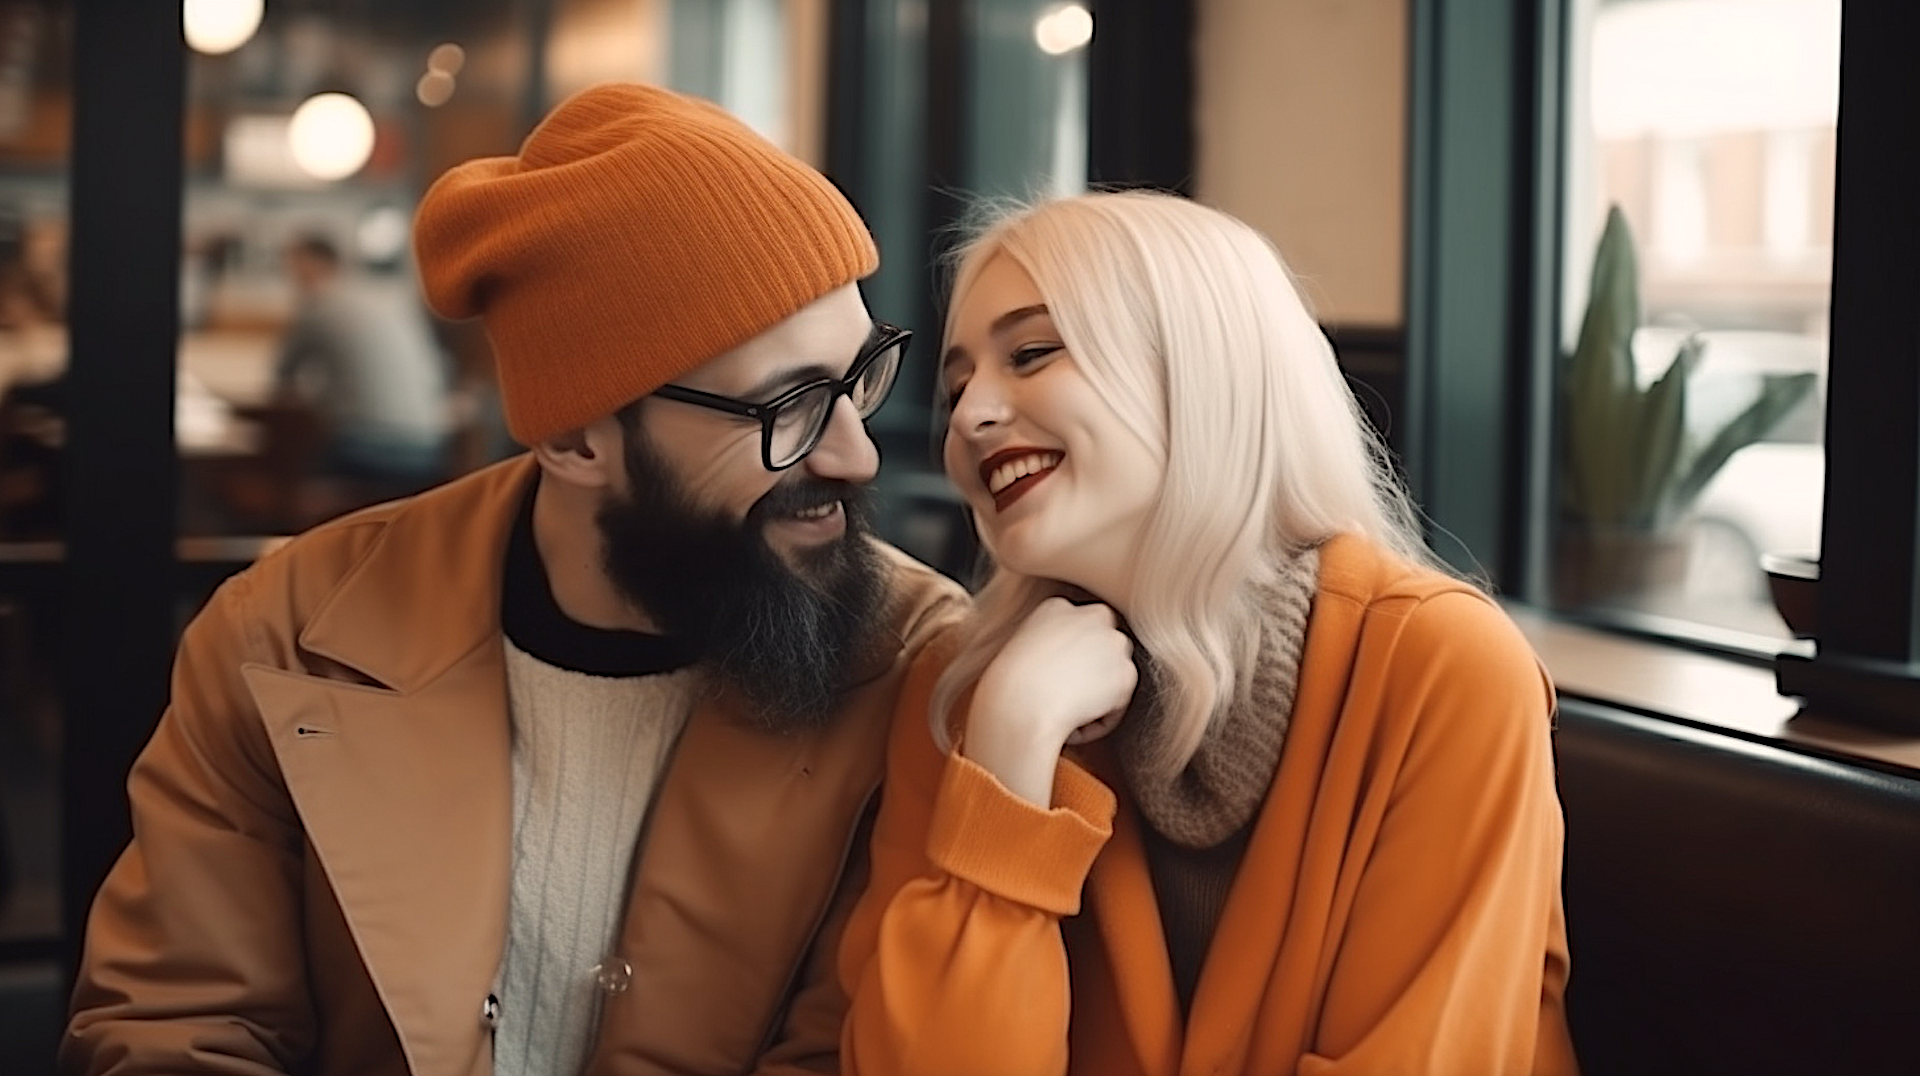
1505, 603, 1920, 776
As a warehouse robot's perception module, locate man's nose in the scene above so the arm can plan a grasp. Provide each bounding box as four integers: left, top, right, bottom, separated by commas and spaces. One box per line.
802, 394, 880, 483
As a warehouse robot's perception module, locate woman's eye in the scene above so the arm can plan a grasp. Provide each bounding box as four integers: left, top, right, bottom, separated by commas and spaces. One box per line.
1010, 344, 1062, 370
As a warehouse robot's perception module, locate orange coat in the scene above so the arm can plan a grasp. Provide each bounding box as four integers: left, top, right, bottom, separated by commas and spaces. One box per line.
840, 534, 1578, 1076
62, 455, 968, 1076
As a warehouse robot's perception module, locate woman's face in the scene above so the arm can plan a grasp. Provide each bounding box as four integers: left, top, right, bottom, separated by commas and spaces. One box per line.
941, 253, 1164, 609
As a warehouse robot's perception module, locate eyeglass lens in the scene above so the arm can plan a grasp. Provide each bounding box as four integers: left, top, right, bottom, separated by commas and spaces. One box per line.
765, 336, 905, 467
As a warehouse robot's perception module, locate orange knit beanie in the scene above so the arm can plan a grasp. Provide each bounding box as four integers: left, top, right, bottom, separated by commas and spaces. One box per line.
413, 83, 879, 445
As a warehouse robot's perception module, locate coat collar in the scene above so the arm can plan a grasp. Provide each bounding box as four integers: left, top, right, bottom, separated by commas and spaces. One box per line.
293, 455, 938, 694
298, 455, 538, 692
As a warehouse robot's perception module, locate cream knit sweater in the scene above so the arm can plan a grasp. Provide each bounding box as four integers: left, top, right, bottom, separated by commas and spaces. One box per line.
492, 641, 694, 1076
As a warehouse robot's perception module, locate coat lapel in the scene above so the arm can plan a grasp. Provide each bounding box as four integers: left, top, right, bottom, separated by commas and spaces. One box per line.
295, 457, 535, 692
1181, 534, 1373, 1075
1078, 744, 1184, 1075
1175, 736, 1318, 1076
247, 649, 511, 1076
1075, 537, 1382, 1076
242, 456, 536, 1076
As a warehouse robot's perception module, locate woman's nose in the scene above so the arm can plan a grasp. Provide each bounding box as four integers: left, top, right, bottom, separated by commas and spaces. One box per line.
948, 378, 1011, 438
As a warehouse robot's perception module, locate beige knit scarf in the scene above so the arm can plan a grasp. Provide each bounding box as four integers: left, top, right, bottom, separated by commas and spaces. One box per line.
1115, 546, 1320, 849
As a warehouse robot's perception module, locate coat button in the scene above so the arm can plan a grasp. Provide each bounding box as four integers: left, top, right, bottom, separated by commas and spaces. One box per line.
592, 958, 633, 995
481, 993, 501, 1029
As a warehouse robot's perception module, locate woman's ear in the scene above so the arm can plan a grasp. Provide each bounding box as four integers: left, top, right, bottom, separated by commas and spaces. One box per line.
531, 416, 623, 490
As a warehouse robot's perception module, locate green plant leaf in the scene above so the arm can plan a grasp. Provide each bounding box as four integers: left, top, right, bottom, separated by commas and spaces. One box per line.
1671, 370, 1819, 512
1563, 205, 1645, 527
1557, 204, 1820, 534
1571, 206, 1641, 402
1634, 333, 1700, 529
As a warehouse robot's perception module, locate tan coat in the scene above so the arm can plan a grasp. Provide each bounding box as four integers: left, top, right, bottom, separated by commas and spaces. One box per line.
62, 455, 968, 1076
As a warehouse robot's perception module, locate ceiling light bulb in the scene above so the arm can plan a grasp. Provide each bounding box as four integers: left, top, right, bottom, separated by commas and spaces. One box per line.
1035, 4, 1093, 56
288, 92, 375, 181
183, 0, 264, 55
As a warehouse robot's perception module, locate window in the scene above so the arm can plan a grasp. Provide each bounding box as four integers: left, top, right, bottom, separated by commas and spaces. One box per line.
1555, 0, 1838, 643
4, 0, 847, 988
0, 0, 69, 969
1410, 0, 1920, 733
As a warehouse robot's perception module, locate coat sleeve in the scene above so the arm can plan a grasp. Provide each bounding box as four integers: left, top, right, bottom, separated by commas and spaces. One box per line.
750, 592, 971, 1076
748, 760, 899, 1076
837, 643, 1118, 1076
1298, 591, 1578, 1076
61, 571, 315, 1075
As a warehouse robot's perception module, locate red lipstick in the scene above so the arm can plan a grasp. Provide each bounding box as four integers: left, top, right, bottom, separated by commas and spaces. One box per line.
979, 447, 1061, 513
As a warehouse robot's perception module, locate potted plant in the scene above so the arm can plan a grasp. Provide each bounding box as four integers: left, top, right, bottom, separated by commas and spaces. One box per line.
1556, 205, 1817, 605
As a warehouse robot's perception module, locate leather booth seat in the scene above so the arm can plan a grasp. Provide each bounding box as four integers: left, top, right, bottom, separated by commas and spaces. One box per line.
1555, 697, 1920, 1076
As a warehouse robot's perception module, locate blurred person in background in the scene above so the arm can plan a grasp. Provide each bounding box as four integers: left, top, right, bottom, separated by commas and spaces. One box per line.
273, 231, 456, 499
62, 82, 965, 1076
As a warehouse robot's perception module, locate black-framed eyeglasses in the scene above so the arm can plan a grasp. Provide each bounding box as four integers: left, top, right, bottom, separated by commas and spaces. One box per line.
652, 321, 911, 471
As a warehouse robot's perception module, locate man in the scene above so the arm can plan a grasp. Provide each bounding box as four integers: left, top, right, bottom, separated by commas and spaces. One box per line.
273, 232, 456, 498
62, 83, 966, 1076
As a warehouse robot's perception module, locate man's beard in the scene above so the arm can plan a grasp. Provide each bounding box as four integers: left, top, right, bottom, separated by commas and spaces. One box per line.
595, 430, 888, 733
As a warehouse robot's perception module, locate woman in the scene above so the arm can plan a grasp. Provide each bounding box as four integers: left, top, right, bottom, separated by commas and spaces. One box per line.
838, 191, 1578, 1076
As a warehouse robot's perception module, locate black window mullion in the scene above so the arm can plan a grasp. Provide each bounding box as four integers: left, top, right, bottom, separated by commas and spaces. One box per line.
1405, 0, 1547, 587
1813, 0, 1920, 660
1085, 0, 1195, 194
60, 1, 186, 980
1774, 0, 1920, 732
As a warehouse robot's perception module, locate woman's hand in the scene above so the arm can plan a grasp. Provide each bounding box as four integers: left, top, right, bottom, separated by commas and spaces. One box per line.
962, 597, 1138, 806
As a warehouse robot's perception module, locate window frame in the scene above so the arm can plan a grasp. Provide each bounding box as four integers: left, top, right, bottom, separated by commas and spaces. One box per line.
1404, 0, 1562, 593
1406, 0, 1920, 736
53, 1, 188, 976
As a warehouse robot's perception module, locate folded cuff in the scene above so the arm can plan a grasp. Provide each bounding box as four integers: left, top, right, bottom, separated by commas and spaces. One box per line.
925, 751, 1116, 916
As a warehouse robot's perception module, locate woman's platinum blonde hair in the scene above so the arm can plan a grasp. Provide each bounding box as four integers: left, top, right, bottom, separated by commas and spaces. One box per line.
931, 190, 1449, 774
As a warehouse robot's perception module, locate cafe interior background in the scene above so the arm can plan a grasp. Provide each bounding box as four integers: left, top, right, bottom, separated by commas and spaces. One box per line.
0, 0, 1867, 1063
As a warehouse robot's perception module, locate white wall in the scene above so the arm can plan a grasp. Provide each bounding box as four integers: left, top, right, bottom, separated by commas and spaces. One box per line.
1194, 0, 1405, 327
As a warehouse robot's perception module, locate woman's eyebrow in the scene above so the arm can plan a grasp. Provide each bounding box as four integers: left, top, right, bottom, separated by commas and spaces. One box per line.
941, 304, 1053, 371
991, 304, 1050, 335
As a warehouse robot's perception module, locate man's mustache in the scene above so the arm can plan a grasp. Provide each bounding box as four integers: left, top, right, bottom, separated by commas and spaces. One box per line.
748, 478, 872, 525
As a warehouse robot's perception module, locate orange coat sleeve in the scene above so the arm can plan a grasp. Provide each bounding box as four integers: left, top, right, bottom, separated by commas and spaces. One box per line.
1297, 591, 1577, 1076
62, 571, 316, 1074
838, 645, 1118, 1076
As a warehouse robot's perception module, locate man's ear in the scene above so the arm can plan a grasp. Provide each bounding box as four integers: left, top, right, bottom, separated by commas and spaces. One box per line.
531, 416, 623, 489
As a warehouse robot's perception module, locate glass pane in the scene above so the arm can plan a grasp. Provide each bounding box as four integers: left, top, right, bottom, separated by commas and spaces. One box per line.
1, 0, 70, 1050
852, 337, 903, 415
967, 0, 1091, 200
666, 0, 820, 165
1556, 0, 1836, 642
167, 1, 832, 531
176, 5, 551, 543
